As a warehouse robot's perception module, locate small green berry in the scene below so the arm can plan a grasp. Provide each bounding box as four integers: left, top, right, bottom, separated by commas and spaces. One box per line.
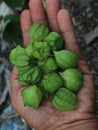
18, 65, 33, 74
44, 32, 64, 51
9, 45, 29, 67
29, 23, 49, 42
19, 66, 41, 85
38, 57, 58, 73
22, 85, 43, 109
32, 42, 50, 60
41, 72, 63, 92
52, 88, 78, 111
60, 68, 83, 92
25, 42, 33, 57
54, 50, 79, 69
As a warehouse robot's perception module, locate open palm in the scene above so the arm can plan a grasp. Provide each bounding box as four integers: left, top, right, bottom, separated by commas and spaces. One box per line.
10, 0, 96, 130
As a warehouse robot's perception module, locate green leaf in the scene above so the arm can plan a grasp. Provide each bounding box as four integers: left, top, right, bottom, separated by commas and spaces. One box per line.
3, 0, 25, 8
2, 14, 23, 45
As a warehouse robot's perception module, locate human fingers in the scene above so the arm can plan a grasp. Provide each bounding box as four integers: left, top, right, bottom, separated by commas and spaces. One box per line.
20, 10, 32, 47
46, 0, 61, 32
57, 10, 96, 112
57, 9, 92, 74
29, 0, 47, 25
57, 9, 83, 59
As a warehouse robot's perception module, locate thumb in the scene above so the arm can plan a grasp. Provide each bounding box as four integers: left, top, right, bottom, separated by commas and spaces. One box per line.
10, 66, 24, 91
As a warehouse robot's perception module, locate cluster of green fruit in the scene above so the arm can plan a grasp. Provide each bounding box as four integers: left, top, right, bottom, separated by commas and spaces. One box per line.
9, 23, 83, 111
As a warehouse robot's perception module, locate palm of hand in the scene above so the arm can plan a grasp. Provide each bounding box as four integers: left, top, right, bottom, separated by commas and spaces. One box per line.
10, 0, 96, 130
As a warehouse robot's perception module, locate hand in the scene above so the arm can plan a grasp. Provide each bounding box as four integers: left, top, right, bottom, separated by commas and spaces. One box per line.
10, 0, 97, 130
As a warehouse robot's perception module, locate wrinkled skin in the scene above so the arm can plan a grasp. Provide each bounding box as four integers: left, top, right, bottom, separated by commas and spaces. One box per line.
10, 0, 97, 130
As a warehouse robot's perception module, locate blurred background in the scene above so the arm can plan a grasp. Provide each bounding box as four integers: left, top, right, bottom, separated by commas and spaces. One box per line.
0, 0, 98, 129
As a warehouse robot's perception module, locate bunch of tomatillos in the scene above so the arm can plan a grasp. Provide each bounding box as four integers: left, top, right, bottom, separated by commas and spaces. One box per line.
9, 23, 83, 111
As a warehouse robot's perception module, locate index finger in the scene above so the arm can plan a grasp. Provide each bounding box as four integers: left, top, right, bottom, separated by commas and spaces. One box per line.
20, 10, 32, 47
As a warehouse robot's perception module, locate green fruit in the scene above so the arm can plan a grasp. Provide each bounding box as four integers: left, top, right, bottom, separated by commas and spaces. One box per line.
32, 42, 50, 60
25, 42, 33, 57
22, 85, 43, 109
18, 65, 33, 74
44, 32, 64, 51
19, 66, 41, 85
54, 50, 79, 69
41, 72, 63, 92
37, 81, 49, 98
60, 68, 83, 92
18, 77, 29, 86
9, 45, 29, 67
52, 88, 78, 111
29, 23, 49, 42
38, 57, 58, 73
9, 22, 82, 111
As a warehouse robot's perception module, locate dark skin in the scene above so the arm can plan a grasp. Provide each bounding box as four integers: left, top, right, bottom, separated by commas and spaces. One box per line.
10, 0, 98, 130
